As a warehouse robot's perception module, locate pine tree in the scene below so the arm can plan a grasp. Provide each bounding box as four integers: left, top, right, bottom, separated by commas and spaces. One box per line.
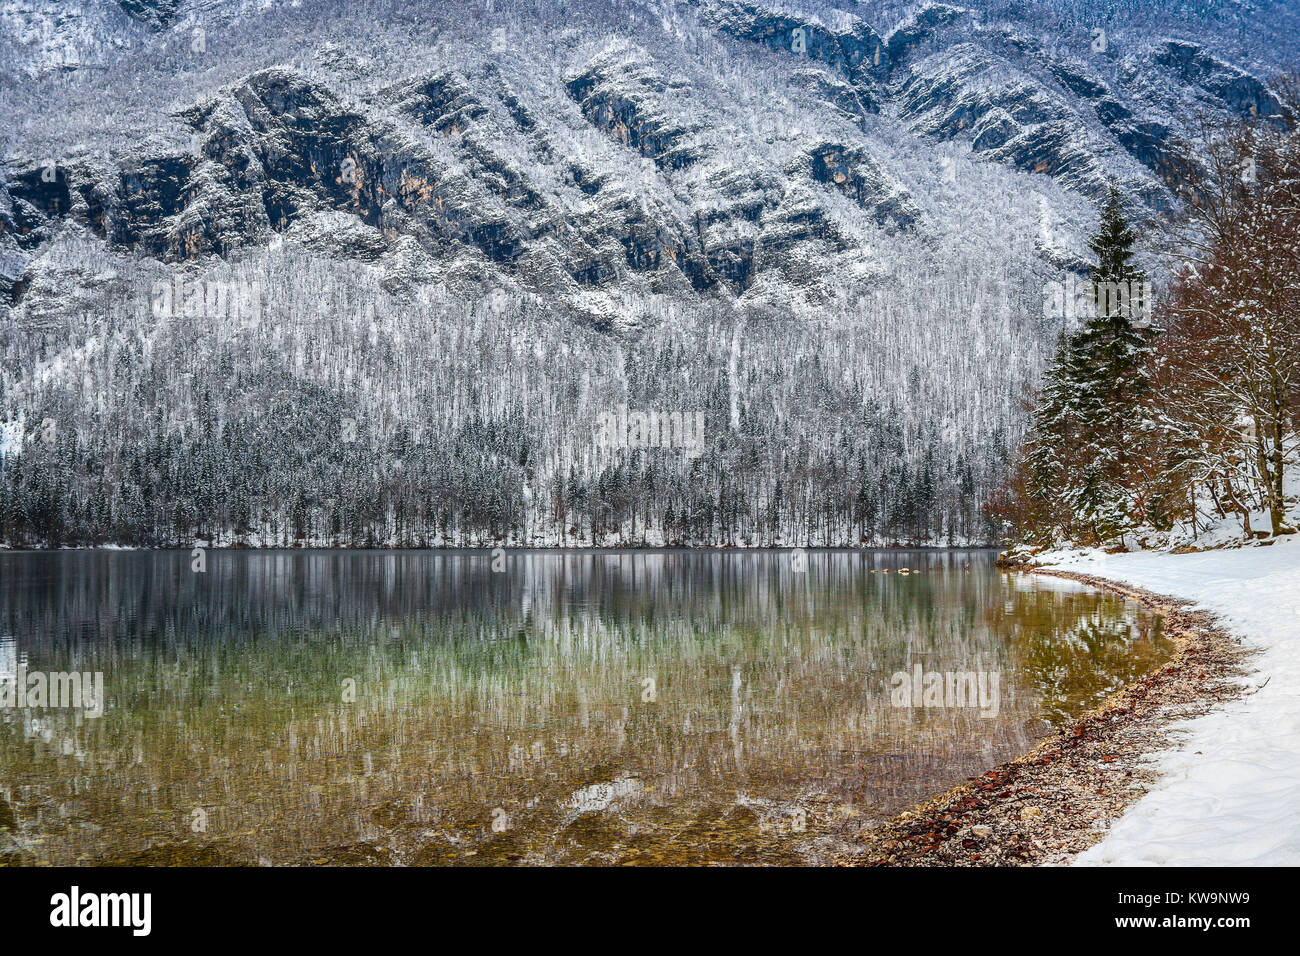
1070, 183, 1154, 539
1011, 184, 1154, 544
1076, 184, 1152, 415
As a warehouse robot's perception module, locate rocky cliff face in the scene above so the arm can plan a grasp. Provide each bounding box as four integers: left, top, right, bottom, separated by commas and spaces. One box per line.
4, 1, 1286, 305
0, 0, 1293, 546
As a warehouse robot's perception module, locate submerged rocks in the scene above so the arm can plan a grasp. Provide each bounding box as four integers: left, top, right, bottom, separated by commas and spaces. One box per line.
850, 570, 1249, 866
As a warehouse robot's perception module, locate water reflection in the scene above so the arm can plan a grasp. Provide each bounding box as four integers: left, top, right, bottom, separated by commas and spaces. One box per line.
0, 549, 1168, 866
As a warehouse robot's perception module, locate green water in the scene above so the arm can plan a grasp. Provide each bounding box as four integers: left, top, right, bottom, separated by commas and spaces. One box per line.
0, 549, 1168, 866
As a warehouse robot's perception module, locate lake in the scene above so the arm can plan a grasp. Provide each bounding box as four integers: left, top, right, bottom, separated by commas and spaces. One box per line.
0, 549, 1169, 865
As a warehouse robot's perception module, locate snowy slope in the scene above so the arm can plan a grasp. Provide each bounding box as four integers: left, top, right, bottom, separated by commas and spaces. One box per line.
2, 1, 1296, 547
1043, 541, 1300, 865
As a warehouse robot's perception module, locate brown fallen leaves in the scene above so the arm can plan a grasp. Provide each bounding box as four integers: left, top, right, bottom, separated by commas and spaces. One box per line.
839, 570, 1252, 867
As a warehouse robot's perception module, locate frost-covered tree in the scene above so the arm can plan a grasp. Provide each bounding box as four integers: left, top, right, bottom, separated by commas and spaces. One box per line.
1007, 185, 1154, 544
1000, 90, 1300, 547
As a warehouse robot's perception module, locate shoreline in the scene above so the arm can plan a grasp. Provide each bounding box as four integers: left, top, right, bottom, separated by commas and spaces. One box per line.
844, 568, 1254, 866
3, 547, 1265, 864
0, 544, 999, 553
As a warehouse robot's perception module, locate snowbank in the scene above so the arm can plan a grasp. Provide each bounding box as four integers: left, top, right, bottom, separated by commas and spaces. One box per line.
1038, 539, 1300, 865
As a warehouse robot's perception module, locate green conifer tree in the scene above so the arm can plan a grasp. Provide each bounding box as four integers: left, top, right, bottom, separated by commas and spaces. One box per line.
1070, 183, 1153, 539
1015, 184, 1153, 544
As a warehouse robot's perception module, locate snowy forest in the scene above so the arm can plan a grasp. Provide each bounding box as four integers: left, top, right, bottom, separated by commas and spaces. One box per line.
994, 83, 1300, 549
3, 0, 1297, 549
0, 251, 1020, 547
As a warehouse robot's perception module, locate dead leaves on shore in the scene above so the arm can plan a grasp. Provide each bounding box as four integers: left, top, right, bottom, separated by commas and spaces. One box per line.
842, 571, 1252, 868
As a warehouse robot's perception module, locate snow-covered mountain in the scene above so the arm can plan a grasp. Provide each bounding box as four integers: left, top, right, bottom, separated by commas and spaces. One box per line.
1, 0, 1294, 547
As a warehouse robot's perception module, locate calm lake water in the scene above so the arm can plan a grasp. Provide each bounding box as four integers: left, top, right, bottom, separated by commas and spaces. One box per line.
0, 549, 1168, 866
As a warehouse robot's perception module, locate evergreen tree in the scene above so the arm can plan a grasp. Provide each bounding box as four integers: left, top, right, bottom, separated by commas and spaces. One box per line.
1071, 183, 1153, 538
1014, 184, 1153, 544
1076, 184, 1153, 416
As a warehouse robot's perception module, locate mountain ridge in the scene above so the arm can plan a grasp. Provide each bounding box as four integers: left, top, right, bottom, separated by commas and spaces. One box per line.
1, 0, 1294, 547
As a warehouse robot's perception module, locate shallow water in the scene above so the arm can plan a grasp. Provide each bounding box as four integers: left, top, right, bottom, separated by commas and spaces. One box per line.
0, 549, 1169, 865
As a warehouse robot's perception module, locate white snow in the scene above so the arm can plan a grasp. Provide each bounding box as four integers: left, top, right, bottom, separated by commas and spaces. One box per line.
0, 417, 23, 458
1038, 539, 1300, 866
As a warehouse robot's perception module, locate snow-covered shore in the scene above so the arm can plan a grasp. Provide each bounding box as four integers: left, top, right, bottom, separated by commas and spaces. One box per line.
1035, 540, 1300, 866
